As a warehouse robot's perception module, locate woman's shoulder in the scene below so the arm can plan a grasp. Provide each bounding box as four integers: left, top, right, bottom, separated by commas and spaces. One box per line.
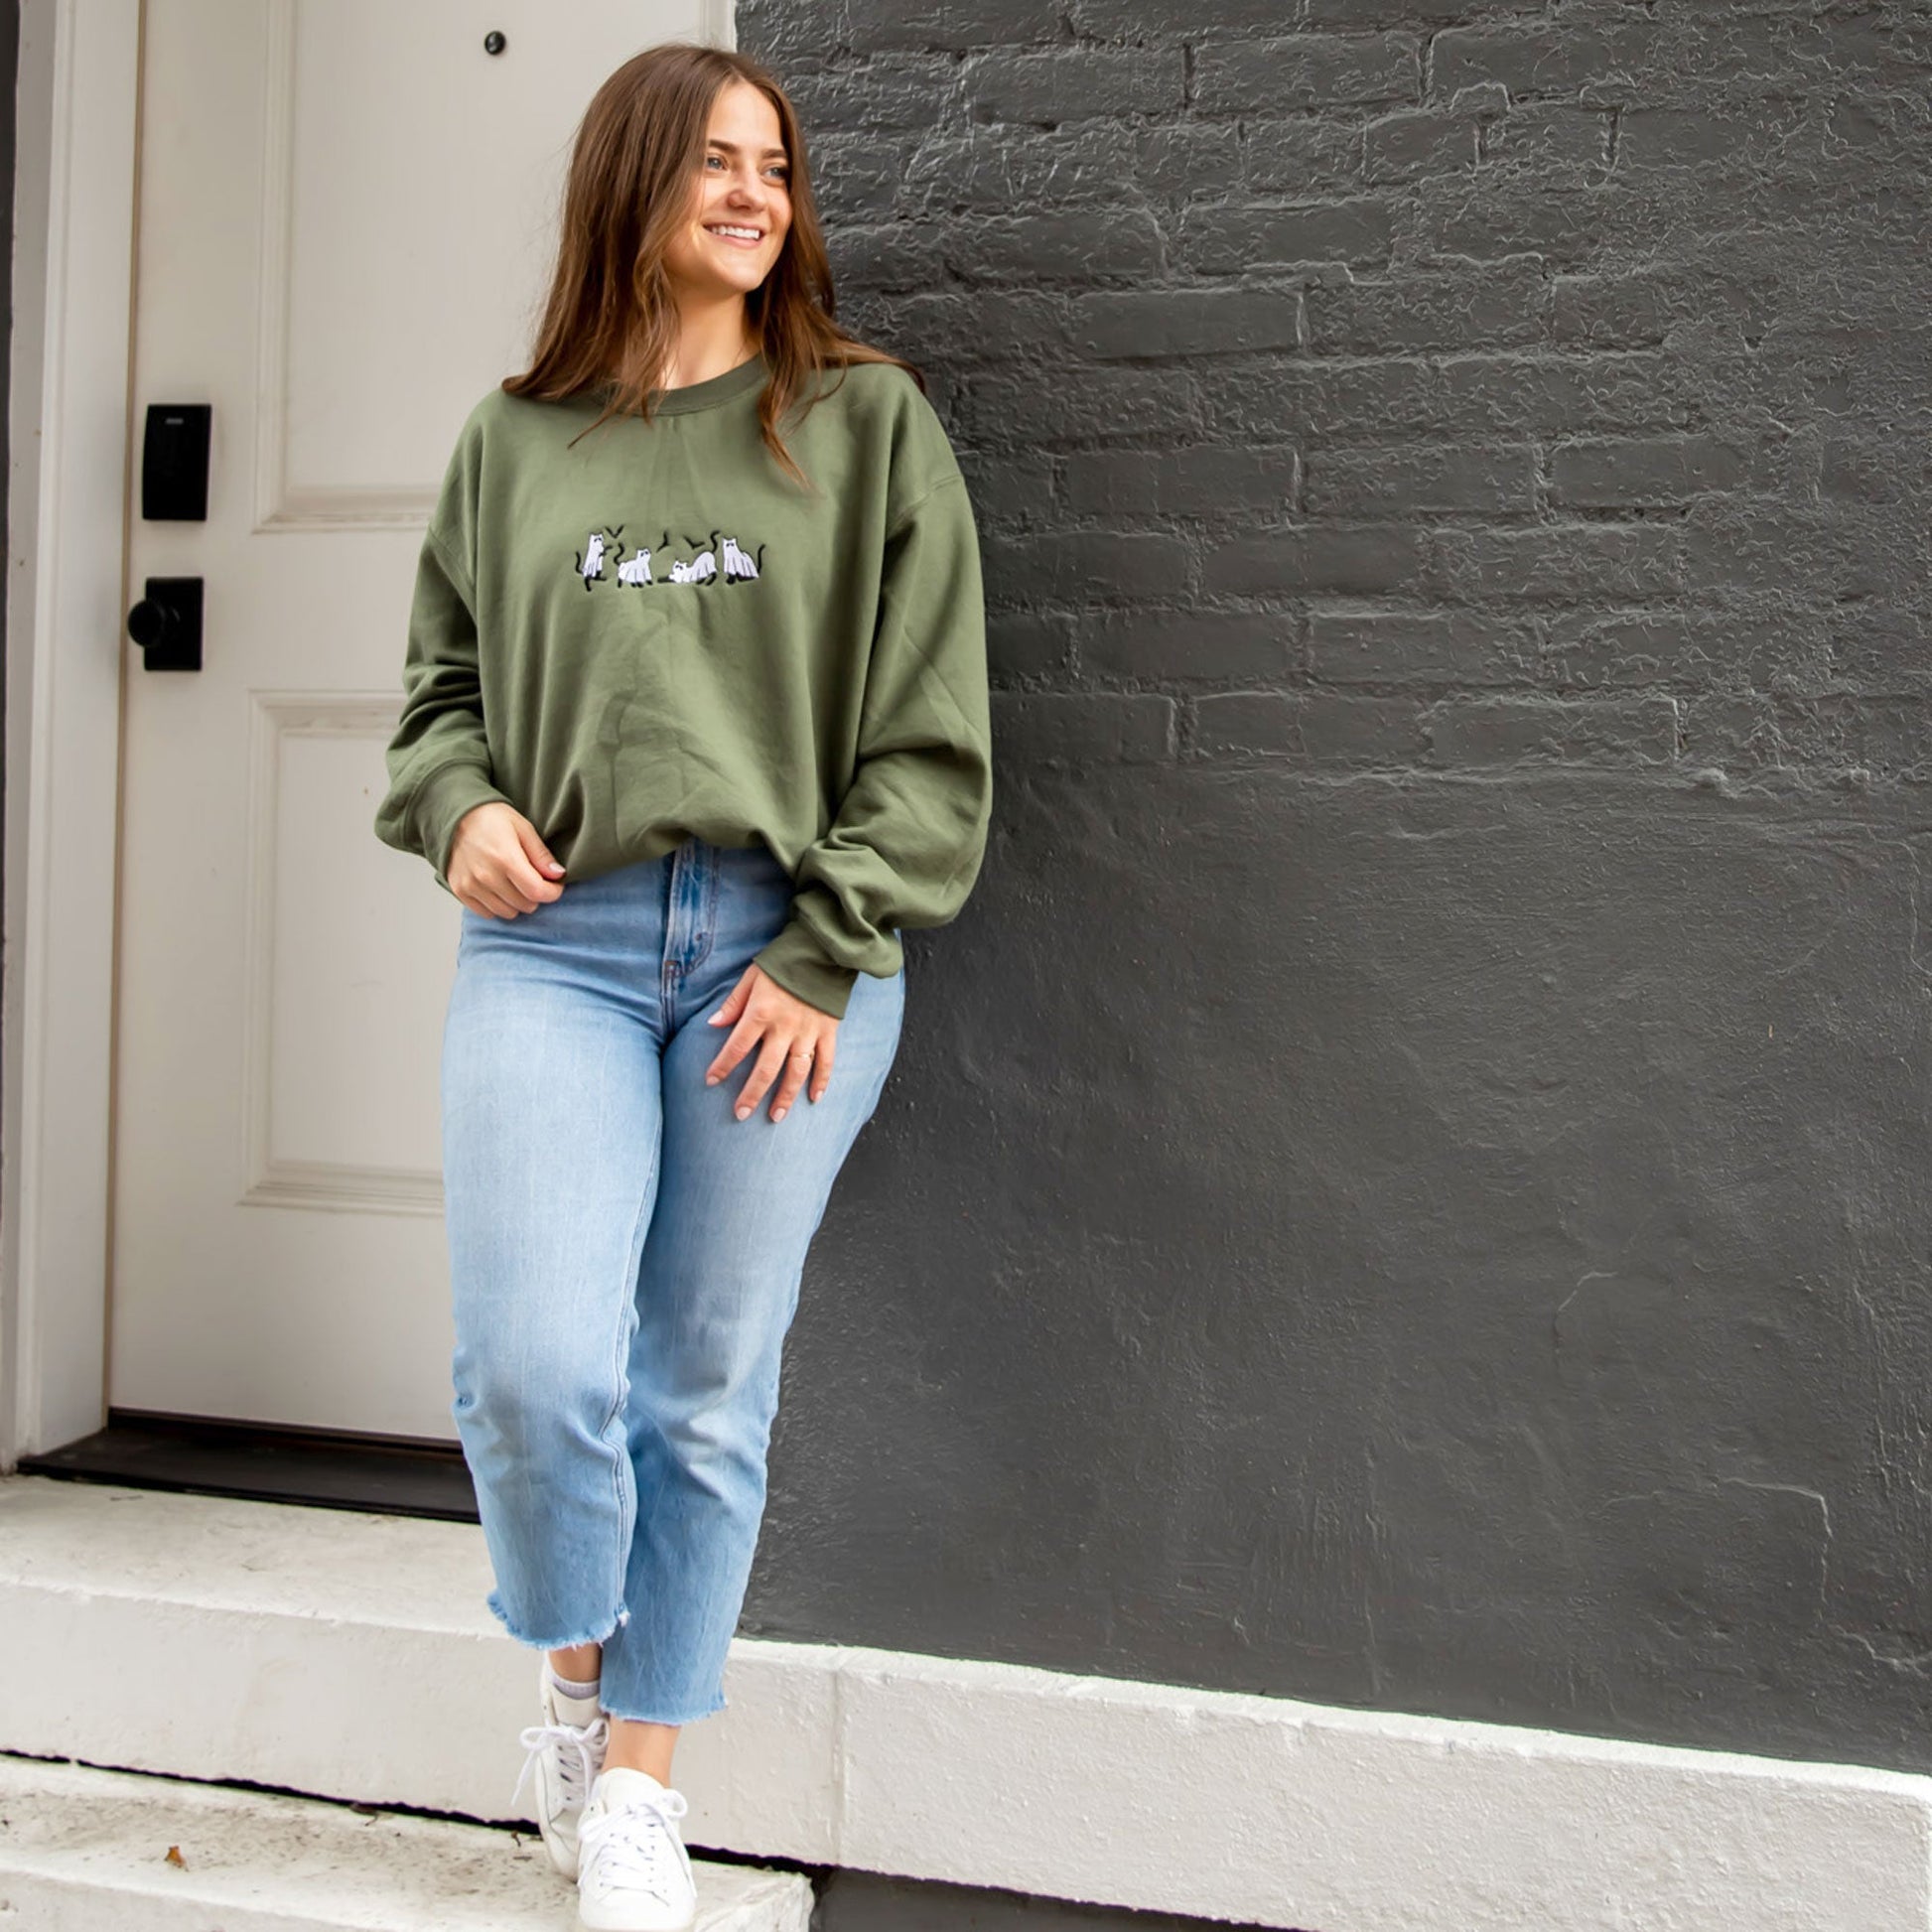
805, 354, 935, 424
823, 353, 922, 392
434, 386, 606, 504
455, 381, 562, 442
806, 356, 959, 488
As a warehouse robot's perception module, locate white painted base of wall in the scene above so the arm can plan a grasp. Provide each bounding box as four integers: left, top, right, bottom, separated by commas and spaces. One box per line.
3, 1473, 1929, 1932
0, 1753, 813, 1931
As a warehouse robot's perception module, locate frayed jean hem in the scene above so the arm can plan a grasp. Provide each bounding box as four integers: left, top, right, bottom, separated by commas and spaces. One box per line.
600, 1690, 730, 1728
486, 1585, 630, 1651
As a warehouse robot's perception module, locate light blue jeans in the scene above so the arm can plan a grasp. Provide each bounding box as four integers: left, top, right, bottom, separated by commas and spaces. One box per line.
440, 834, 904, 1725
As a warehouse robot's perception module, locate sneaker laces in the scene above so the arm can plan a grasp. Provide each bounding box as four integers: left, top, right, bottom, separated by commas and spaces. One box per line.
510, 1712, 610, 1810
577, 1782, 692, 1898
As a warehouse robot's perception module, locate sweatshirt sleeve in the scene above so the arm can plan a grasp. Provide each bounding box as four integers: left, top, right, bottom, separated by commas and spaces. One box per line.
752, 473, 994, 1020
372, 460, 513, 891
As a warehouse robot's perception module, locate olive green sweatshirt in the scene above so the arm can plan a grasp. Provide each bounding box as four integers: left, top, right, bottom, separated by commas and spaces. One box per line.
372, 351, 993, 1019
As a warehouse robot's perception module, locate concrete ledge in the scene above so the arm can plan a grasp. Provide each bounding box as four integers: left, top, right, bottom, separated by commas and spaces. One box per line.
4, 1474, 1930, 1931
0, 1752, 811, 1931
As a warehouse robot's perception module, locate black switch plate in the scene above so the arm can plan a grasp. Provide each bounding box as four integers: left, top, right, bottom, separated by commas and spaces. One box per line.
141, 402, 211, 520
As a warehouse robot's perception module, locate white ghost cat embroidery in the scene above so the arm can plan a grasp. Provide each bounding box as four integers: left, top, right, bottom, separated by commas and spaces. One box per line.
573, 525, 765, 593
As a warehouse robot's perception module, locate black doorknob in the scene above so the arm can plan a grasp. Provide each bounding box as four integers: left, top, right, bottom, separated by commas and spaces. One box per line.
127, 576, 204, 671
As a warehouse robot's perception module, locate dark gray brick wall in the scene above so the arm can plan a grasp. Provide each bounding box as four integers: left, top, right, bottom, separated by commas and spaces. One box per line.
736, 0, 1932, 1781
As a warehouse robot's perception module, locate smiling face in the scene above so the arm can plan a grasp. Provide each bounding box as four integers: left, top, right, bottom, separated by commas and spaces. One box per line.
660, 78, 792, 304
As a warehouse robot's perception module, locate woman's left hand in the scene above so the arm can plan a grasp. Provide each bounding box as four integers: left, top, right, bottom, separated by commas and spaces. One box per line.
705, 964, 838, 1123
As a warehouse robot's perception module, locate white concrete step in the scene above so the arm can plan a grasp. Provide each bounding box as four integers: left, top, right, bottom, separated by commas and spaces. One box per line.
0, 1752, 813, 1931
11, 1474, 1932, 1930
0, 1473, 833, 1852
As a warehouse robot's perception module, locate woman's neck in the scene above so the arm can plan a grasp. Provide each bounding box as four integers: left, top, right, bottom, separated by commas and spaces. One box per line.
644, 301, 760, 391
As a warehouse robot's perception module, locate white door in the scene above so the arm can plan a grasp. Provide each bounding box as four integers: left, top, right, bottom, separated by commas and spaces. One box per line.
110, 0, 723, 1439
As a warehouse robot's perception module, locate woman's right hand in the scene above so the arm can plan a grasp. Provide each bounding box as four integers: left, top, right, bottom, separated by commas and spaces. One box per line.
447, 802, 566, 917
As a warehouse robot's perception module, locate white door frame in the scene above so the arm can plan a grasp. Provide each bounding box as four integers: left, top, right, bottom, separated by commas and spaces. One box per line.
2, 0, 141, 1464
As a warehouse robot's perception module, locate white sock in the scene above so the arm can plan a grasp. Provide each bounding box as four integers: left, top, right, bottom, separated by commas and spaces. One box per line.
547, 1663, 601, 1708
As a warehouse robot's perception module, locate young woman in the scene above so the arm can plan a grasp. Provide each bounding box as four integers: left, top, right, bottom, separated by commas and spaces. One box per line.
373, 43, 992, 1932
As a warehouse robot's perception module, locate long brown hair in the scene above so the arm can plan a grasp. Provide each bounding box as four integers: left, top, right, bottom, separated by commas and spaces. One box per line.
503, 42, 919, 491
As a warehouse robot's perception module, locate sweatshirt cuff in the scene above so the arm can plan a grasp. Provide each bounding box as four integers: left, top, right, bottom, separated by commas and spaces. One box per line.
413, 764, 511, 887
754, 917, 862, 1020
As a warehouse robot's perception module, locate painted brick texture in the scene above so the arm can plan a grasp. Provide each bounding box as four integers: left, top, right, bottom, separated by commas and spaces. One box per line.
736, 0, 1932, 1777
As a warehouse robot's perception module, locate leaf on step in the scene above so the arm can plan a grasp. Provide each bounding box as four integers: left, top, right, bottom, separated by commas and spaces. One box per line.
164, 1844, 187, 1867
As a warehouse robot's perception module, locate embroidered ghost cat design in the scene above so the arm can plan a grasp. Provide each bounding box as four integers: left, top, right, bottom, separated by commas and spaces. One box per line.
574, 525, 764, 593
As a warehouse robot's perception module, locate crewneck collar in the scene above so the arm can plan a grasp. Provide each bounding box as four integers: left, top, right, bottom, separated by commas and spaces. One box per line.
604, 349, 768, 416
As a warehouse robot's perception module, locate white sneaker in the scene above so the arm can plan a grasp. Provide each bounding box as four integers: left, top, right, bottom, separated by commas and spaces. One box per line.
510, 1659, 610, 1880
575, 1765, 698, 1932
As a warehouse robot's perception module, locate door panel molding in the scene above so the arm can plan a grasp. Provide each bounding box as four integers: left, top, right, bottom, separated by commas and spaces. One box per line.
240, 692, 445, 1217
252, 2, 432, 534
